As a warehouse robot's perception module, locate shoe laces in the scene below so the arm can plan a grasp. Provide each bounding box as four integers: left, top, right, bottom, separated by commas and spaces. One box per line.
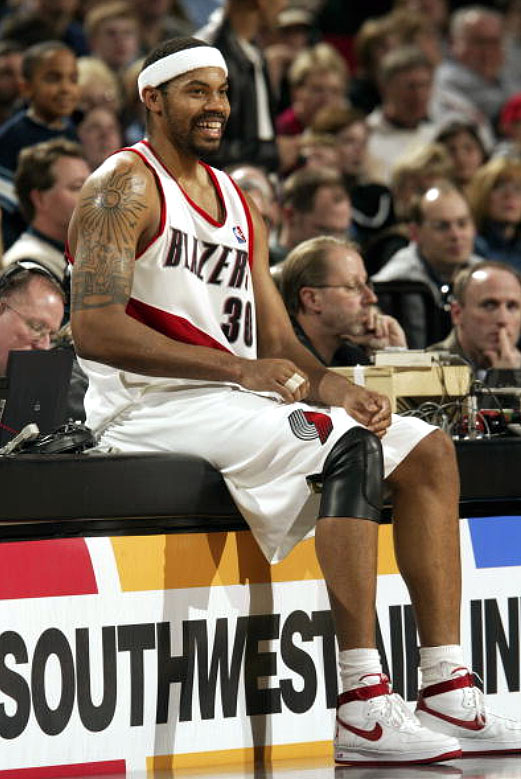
368, 690, 422, 733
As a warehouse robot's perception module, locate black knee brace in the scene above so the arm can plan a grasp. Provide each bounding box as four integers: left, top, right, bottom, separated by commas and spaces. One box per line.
317, 427, 383, 523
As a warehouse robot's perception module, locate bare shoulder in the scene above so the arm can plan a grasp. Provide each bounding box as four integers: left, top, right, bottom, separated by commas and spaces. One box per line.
70, 151, 157, 313
68, 151, 157, 255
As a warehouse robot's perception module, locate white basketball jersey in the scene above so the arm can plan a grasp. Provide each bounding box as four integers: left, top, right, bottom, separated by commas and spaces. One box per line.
76, 140, 258, 423
125, 140, 257, 360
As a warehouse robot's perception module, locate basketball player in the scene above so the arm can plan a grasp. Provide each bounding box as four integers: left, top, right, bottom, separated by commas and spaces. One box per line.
68, 38, 521, 765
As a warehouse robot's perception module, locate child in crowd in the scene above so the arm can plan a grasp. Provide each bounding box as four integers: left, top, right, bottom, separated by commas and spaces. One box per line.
0, 40, 79, 249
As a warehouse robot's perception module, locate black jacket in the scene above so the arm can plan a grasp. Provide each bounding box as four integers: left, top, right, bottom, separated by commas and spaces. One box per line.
202, 17, 279, 172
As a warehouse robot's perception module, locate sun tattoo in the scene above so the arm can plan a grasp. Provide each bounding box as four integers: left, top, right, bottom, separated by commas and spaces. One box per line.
81, 167, 147, 254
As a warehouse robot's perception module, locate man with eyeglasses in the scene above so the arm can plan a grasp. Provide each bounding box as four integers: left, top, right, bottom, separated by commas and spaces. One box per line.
280, 236, 406, 366
0, 265, 64, 376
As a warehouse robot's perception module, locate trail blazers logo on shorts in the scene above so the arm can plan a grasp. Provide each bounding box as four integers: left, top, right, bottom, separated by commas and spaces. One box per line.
288, 410, 333, 444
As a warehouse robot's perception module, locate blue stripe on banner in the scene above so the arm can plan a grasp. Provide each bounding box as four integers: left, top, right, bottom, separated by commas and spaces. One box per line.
468, 516, 521, 568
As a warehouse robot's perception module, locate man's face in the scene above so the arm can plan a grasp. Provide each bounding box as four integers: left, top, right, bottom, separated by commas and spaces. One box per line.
77, 107, 122, 170
295, 70, 346, 124
25, 49, 79, 123
384, 66, 432, 127
336, 121, 368, 177
452, 268, 521, 365
35, 155, 90, 237
90, 17, 140, 71
307, 246, 378, 337
453, 13, 503, 81
415, 190, 475, 269
158, 67, 230, 157
0, 277, 64, 375
0, 51, 22, 109
293, 184, 351, 243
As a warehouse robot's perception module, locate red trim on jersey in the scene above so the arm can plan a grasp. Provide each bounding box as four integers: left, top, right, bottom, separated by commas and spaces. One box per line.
118, 146, 167, 258
64, 240, 73, 265
228, 175, 255, 269
126, 297, 232, 352
141, 140, 227, 227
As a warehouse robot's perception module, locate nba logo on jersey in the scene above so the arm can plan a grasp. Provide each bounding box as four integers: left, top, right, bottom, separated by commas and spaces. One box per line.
233, 225, 246, 243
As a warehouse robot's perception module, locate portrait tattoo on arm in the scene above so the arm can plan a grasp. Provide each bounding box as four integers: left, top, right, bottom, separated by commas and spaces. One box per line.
72, 165, 147, 311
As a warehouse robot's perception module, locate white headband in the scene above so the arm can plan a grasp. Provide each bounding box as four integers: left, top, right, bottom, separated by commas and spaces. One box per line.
138, 47, 228, 101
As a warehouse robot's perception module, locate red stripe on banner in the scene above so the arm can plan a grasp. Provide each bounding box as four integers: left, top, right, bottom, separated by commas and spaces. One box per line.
126, 297, 232, 353
0, 760, 126, 778
0, 539, 97, 599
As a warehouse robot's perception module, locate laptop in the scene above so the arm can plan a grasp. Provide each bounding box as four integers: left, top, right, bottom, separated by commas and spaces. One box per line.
0, 348, 73, 446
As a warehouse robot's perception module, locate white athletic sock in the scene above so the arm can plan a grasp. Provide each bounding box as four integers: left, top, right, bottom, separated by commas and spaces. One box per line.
419, 645, 466, 688
338, 648, 383, 693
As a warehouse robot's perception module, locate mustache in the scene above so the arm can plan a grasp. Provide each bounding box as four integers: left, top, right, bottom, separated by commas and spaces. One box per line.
193, 112, 228, 124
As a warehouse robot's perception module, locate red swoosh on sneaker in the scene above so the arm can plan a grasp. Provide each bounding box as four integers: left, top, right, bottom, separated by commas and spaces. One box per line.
417, 700, 487, 731
337, 715, 384, 741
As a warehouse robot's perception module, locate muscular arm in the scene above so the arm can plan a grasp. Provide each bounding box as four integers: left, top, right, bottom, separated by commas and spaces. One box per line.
70, 155, 247, 383
248, 203, 392, 434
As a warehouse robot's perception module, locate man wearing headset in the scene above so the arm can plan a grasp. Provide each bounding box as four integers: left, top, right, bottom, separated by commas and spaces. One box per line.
0, 262, 64, 376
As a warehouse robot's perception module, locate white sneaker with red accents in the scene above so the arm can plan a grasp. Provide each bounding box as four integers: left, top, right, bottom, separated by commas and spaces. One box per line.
334, 674, 461, 765
416, 667, 521, 755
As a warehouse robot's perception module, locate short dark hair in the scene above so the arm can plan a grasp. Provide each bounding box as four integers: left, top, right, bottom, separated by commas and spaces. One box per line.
282, 168, 347, 213
141, 37, 211, 74
22, 40, 73, 82
15, 138, 86, 223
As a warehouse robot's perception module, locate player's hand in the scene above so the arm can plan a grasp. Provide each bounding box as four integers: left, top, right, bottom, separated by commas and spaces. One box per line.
238, 358, 310, 403
341, 384, 392, 438
483, 327, 521, 369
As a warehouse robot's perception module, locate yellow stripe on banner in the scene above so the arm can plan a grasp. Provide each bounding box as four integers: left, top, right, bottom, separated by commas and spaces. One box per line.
111, 526, 399, 592
147, 740, 333, 773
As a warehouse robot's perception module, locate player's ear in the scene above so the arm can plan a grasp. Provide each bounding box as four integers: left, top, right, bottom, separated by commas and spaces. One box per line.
142, 87, 163, 114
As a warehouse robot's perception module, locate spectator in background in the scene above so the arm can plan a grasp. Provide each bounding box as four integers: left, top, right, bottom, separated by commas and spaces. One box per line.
435, 120, 488, 192
367, 46, 436, 184
0, 41, 79, 250
2, 139, 89, 308
280, 235, 406, 367
0, 0, 88, 56
196, 0, 286, 173
133, 0, 194, 53
273, 167, 352, 265
494, 93, 521, 159
263, 6, 314, 113
0, 264, 65, 376
0, 40, 23, 125
228, 163, 281, 263
77, 106, 123, 171
373, 182, 481, 347
349, 15, 398, 115
84, 2, 140, 76
435, 7, 514, 128
276, 42, 349, 137
76, 56, 122, 117
467, 156, 521, 273
119, 56, 146, 145
363, 142, 453, 275
312, 105, 394, 254
428, 261, 521, 373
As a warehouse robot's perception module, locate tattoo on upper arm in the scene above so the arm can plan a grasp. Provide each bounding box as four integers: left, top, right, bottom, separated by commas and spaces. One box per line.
72, 165, 147, 311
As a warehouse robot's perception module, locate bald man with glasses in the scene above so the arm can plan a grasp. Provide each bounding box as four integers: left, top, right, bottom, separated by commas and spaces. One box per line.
0, 264, 64, 376
279, 235, 406, 367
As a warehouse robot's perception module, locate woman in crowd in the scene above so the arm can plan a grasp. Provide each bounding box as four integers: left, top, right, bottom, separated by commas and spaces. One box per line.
467, 156, 521, 272
435, 120, 488, 192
